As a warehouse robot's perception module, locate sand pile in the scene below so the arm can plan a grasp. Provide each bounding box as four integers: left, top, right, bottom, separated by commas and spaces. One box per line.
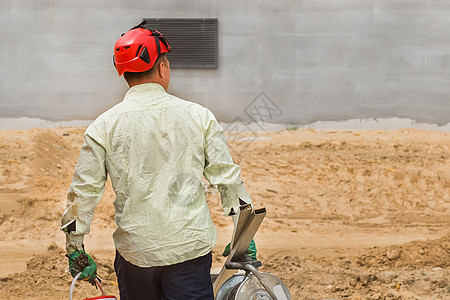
0, 237, 448, 299
0, 242, 117, 300
0, 127, 449, 299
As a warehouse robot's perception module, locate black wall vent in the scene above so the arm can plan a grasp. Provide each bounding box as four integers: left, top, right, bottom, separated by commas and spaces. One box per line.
143, 18, 218, 69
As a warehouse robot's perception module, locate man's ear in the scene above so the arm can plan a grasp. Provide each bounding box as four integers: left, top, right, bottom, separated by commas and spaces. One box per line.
158, 60, 166, 78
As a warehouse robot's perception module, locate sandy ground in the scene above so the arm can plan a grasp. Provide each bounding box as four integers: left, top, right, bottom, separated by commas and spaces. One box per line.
0, 127, 449, 299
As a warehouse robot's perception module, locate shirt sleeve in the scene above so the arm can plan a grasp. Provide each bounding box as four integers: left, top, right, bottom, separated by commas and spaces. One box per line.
61, 132, 107, 254
202, 109, 252, 216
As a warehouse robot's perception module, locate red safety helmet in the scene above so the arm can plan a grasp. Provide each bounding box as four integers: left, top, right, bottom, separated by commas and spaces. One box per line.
113, 25, 171, 76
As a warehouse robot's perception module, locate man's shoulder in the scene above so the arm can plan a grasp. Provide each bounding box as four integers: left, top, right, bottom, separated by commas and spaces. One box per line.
84, 102, 126, 142
167, 93, 206, 110
91, 101, 129, 126
165, 93, 216, 121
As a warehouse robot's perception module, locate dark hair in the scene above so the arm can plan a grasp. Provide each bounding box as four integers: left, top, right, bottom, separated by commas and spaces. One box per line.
123, 54, 168, 83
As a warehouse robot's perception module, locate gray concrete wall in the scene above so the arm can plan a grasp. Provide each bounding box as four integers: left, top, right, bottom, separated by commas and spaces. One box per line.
1, 0, 450, 126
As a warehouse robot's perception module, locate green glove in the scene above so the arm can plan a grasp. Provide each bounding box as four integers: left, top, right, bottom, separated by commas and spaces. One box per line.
247, 239, 257, 260
222, 239, 257, 261
67, 249, 97, 284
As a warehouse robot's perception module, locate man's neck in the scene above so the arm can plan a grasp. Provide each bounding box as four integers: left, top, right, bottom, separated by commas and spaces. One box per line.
128, 79, 160, 88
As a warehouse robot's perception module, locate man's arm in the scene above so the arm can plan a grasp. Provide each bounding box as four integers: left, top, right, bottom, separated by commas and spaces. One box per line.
202, 109, 258, 261
202, 109, 252, 219
61, 133, 107, 254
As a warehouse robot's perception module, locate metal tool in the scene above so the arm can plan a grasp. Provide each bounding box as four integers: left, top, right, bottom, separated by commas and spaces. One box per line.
213, 205, 291, 299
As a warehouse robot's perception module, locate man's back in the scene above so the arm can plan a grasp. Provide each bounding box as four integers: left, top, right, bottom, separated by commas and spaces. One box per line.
86, 83, 218, 267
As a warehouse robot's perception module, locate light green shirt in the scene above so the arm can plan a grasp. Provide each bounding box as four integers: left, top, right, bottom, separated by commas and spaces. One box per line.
61, 83, 251, 267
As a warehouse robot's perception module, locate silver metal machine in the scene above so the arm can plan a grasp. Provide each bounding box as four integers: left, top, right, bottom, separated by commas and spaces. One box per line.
212, 205, 291, 300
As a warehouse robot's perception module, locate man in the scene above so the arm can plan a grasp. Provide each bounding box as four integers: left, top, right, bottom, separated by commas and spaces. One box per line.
61, 21, 256, 300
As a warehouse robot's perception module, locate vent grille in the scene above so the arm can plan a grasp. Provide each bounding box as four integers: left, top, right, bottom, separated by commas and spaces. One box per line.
143, 18, 218, 69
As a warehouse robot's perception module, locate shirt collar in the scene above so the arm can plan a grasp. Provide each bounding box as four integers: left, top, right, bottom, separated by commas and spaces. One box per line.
123, 83, 167, 102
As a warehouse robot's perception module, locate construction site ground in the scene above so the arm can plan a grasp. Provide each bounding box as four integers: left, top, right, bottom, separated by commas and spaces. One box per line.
0, 127, 449, 299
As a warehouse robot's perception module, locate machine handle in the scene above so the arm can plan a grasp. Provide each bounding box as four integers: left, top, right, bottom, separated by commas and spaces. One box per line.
224, 261, 262, 270
224, 262, 279, 300
246, 264, 279, 300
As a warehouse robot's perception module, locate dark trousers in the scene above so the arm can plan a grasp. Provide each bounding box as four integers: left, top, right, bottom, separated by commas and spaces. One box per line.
114, 250, 214, 300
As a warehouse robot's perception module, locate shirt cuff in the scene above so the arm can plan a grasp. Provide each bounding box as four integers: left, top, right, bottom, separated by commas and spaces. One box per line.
65, 233, 84, 255
218, 180, 252, 216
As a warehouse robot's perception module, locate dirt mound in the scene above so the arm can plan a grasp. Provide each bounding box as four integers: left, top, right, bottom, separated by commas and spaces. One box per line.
355, 235, 450, 269
260, 236, 450, 299
1, 239, 447, 300
31, 129, 75, 195
0, 129, 76, 232
0, 127, 449, 299
0, 242, 118, 300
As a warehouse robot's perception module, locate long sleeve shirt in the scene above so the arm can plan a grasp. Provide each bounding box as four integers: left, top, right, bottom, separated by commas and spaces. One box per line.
61, 83, 251, 267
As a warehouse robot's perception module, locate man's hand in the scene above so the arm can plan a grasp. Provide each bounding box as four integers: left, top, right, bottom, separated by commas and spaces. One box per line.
222, 239, 257, 261
66, 247, 97, 285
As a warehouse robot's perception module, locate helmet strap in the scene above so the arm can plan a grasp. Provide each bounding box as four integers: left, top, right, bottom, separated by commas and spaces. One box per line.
149, 29, 162, 57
